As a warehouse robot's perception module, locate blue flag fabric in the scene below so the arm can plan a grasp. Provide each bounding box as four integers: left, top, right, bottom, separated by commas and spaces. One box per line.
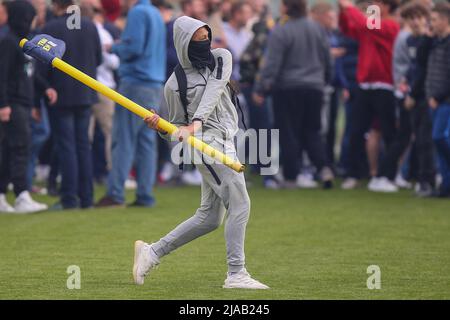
22, 34, 66, 65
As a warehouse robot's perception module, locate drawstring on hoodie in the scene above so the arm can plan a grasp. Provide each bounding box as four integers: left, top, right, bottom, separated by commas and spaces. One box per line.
235, 95, 247, 131
227, 82, 247, 131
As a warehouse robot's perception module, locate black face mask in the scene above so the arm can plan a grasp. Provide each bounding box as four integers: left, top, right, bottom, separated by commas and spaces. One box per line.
188, 40, 215, 71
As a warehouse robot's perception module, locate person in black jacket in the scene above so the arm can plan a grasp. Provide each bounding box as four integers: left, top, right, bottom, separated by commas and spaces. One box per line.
402, 2, 435, 197
0, 0, 48, 213
39, 0, 102, 209
424, 2, 450, 198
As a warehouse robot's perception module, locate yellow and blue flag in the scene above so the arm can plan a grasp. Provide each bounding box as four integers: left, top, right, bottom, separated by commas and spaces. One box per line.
21, 34, 66, 65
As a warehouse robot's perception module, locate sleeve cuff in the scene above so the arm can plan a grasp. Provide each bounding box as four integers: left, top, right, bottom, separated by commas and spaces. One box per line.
192, 114, 206, 123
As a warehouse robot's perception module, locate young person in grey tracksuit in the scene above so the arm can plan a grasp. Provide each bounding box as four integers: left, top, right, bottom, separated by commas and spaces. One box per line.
132, 16, 269, 290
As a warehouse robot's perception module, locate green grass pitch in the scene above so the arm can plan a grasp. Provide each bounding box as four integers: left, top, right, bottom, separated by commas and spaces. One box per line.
1, 181, 449, 299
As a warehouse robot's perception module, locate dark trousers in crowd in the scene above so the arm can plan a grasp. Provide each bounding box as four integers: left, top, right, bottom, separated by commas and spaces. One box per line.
273, 87, 327, 181
432, 103, 450, 191
339, 87, 367, 176
0, 105, 30, 196
348, 88, 397, 179
27, 100, 51, 190
46, 107, 60, 191
53, 105, 93, 208
410, 99, 435, 184
378, 99, 412, 180
241, 85, 275, 178
92, 122, 108, 183
326, 87, 341, 167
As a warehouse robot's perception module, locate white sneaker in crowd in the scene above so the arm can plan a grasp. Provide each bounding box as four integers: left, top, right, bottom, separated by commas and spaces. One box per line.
125, 178, 137, 190
181, 169, 202, 186
296, 173, 318, 189
341, 178, 358, 190
133, 240, 160, 285
395, 174, 412, 189
367, 177, 379, 191
223, 268, 269, 290
14, 191, 48, 214
31, 185, 48, 195
35, 164, 50, 183
368, 177, 398, 193
435, 174, 442, 188
159, 162, 175, 183
0, 194, 15, 213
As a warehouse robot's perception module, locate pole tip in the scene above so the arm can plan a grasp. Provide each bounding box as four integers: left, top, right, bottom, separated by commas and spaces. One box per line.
19, 38, 28, 48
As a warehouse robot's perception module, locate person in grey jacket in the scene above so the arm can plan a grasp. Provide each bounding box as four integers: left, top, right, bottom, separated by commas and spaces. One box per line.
393, 29, 412, 95
254, 0, 334, 189
132, 16, 269, 290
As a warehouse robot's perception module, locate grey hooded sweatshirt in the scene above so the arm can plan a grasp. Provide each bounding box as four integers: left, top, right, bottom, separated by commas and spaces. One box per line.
160, 16, 239, 142
254, 17, 332, 94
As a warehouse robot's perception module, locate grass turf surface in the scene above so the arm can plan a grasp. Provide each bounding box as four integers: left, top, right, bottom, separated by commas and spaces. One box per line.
0, 182, 449, 299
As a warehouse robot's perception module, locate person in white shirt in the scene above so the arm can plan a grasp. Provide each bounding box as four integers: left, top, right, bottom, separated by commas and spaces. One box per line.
222, 1, 253, 81
90, 2, 119, 172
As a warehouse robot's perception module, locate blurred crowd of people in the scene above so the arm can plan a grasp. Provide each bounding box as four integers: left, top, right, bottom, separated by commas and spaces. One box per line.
1, 0, 450, 213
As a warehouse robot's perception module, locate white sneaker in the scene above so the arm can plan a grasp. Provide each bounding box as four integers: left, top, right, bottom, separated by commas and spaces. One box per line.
367, 177, 380, 191
296, 173, 318, 189
133, 240, 160, 285
320, 167, 335, 182
125, 178, 137, 190
436, 174, 442, 188
181, 169, 202, 186
341, 178, 358, 190
395, 174, 412, 189
223, 268, 269, 290
414, 182, 421, 193
159, 162, 175, 182
0, 194, 15, 213
35, 165, 50, 182
368, 177, 398, 193
14, 191, 48, 214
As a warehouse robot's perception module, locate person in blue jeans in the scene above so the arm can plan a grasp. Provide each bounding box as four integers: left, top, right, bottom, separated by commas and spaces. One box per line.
27, 99, 51, 191
96, 0, 166, 207
431, 105, 450, 197
106, 84, 161, 206
424, 3, 450, 197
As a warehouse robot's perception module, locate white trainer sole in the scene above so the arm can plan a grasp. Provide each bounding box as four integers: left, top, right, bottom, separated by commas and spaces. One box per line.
14, 207, 48, 214
222, 284, 269, 289
133, 240, 145, 285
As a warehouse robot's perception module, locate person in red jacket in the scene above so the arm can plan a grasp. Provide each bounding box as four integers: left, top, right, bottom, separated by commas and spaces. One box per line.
339, 0, 400, 190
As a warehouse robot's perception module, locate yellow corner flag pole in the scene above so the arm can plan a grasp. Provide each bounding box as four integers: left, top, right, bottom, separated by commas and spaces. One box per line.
20, 39, 245, 173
